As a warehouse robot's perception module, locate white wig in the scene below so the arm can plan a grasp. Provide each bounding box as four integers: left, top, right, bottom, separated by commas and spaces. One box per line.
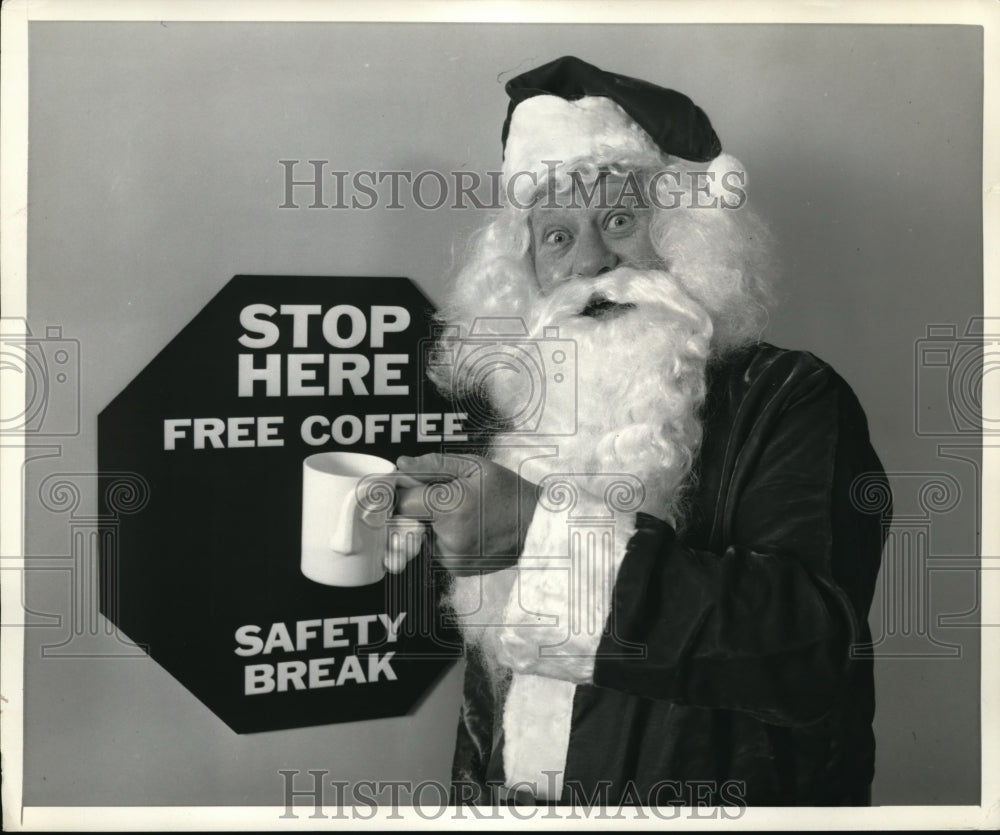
435, 152, 775, 361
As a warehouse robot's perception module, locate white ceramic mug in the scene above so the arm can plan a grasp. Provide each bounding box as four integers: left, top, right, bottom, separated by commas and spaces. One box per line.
300, 451, 398, 587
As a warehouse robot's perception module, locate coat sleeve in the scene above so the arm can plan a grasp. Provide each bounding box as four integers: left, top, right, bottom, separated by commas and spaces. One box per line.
493, 360, 890, 727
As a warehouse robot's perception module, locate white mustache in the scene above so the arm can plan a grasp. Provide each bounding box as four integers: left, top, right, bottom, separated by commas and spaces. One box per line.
530, 266, 713, 339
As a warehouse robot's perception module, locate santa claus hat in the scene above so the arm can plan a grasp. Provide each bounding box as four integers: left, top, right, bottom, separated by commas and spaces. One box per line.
501, 56, 730, 202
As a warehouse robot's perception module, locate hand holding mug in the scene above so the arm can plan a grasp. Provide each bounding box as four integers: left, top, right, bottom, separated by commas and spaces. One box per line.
392, 453, 538, 576
300, 452, 425, 587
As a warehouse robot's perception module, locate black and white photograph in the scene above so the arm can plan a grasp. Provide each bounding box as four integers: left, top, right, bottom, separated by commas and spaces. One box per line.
1, 0, 997, 829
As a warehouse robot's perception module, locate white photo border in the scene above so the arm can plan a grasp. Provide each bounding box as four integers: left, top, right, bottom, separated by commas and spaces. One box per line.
1, 0, 997, 830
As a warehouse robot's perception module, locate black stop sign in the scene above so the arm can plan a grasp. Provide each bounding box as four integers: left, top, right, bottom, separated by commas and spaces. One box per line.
98, 276, 463, 733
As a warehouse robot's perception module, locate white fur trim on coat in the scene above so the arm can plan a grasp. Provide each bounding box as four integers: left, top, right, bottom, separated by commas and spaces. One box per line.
498, 487, 636, 796
502, 673, 576, 800
497, 492, 635, 682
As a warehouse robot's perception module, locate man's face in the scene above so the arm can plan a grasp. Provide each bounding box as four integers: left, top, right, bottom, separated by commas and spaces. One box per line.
528, 172, 662, 293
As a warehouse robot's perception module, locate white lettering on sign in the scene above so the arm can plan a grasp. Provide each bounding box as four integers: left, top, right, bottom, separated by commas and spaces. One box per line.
243, 652, 398, 694
299, 413, 467, 446
234, 612, 406, 656
166, 300, 462, 450
236, 612, 406, 696
163, 416, 285, 450
237, 353, 409, 397
237, 304, 280, 349
163, 412, 467, 451
236, 303, 412, 397
238, 304, 410, 350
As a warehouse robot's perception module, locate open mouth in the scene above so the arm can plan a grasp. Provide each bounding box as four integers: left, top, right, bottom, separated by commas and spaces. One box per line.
578, 294, 636, 319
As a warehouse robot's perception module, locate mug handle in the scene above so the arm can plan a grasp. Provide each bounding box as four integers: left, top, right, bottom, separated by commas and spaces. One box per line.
330, 488, 360, 555
329, 471, 412, 556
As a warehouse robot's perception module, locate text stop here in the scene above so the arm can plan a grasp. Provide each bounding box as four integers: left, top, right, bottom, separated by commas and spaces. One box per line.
161, 301, 467, 450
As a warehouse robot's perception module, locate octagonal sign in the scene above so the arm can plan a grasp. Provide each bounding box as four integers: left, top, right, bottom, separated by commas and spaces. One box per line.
98, 276, 463, 733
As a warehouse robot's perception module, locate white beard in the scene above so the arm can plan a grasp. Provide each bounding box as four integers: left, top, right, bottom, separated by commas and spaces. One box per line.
445, 266, 713, 674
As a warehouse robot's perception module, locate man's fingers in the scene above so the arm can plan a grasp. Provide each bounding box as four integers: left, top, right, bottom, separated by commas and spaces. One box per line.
388, 472, 426, 488
393, 484, 434, 518
383, 552, 410, 574
392, 454, 479, 519
383, 518, 427, 573
356, 471, 425, 526
396, 453, 481, 480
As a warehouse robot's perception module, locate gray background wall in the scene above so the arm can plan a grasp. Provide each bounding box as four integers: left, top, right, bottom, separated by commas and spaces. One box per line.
23, 22, 982, 806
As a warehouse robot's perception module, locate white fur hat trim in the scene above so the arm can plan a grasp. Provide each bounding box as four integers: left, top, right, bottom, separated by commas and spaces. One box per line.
707, 152, 746, 200
502, 95, 665, 204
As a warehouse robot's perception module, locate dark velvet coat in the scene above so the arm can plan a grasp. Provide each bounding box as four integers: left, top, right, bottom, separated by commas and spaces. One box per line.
450, 343, 891, 806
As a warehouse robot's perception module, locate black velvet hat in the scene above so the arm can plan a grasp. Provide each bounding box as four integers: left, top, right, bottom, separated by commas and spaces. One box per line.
501, 55, 722, 163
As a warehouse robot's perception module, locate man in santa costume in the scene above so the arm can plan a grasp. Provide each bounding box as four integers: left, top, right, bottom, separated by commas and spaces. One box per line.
392, 56, 890, 807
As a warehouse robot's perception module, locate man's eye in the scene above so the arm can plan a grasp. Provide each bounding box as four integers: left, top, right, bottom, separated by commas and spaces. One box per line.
605, 212, 634, 230
544, 230, 569, 244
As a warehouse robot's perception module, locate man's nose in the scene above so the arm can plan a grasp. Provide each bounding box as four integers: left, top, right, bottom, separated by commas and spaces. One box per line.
571, 231, 619, 278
